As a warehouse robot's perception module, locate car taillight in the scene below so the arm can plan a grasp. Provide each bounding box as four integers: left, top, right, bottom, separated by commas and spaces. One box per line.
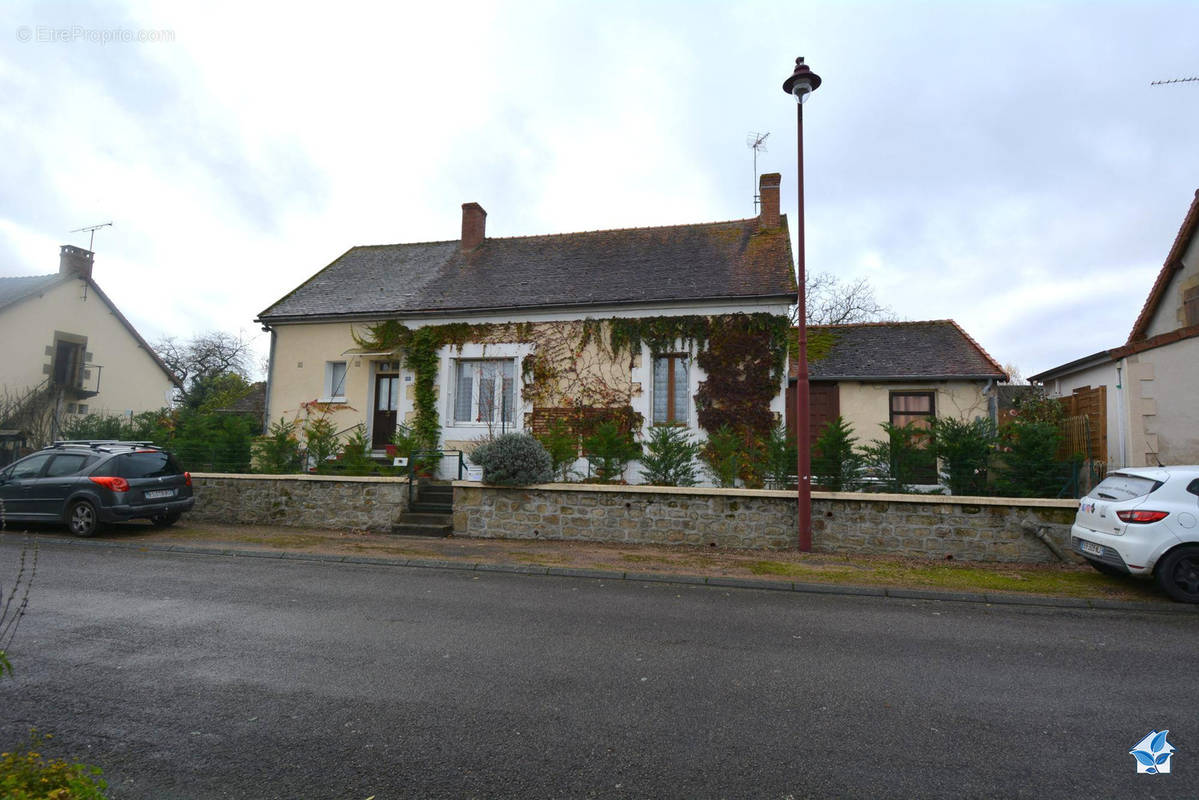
1117, 509, 1169, 524
184, 471, 191, 486
90, 476, 129, 493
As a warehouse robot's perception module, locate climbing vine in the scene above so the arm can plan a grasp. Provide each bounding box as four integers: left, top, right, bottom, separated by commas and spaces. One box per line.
352, 312, 791, 452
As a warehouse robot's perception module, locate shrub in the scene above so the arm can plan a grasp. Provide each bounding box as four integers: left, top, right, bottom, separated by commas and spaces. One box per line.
0, 730, 107, 799
761, 423, 798, 490
639, 425, 699, 486
302, 416, 339, 470
471, 432, 553, 486
861, 422, 933, 493
390, 423, 438, 476
535, 419, 579, 482
812, 416, 864, 492
700, 426, 744, 488
930, 416, 996, 496
996, 419, 1069, 497
583, 421, 642, 484
252, 418, 302, 474
328, 424, 376, 476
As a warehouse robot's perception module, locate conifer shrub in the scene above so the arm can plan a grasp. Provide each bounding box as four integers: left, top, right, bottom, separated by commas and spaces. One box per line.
639, 425, 699, 486
582, 421, 642, 483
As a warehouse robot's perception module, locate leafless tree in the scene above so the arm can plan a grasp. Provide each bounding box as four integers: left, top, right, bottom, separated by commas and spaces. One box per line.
154, 331, 253, 395
798, 272, 894, 326
1002, 362, 1028, 385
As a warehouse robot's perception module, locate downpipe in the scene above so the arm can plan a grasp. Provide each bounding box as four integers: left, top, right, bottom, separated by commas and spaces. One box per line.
1022, 520, 1067, 562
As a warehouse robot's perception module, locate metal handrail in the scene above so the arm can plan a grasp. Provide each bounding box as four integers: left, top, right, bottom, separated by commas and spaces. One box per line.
407, 450, 466, 507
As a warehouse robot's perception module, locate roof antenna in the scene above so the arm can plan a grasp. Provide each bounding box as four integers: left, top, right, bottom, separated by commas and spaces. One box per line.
70, 221, 112, 251
747, 132, 770, 213
1150, 76, 1198, 86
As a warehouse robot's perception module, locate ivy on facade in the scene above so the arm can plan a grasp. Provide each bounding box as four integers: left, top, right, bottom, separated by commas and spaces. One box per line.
352, 312, 791, 449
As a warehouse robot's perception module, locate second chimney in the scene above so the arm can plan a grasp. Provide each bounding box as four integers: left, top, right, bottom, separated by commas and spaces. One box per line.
59, 244, 94, 280
461, 202, 487, 251
758, 173, 781, 230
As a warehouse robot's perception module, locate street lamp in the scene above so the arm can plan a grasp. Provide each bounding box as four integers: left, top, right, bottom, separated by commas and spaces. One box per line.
782, 56, 821, 552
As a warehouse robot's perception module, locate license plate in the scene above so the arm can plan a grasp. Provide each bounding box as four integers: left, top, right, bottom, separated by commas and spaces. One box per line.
144, 489, 175, 500
1079, 540, 1104, 557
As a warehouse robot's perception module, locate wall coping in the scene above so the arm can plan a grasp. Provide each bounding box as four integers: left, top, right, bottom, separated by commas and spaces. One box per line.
192, 472, 409, 485
450, 480, 1080, 509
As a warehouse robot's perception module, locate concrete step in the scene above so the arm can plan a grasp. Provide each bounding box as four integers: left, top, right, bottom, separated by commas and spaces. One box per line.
392, 512, 453, 537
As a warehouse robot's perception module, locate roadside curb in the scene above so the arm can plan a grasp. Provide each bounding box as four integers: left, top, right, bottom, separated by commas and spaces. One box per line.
22, 534, 1199, 614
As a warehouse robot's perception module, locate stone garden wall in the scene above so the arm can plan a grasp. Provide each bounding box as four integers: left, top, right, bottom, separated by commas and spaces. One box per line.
190, 474, 409, 533
452, 483, 1083, 564
186, 474, 1083, 564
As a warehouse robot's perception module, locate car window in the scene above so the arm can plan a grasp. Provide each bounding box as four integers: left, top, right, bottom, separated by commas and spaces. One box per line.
1089, 473, 1162, 502
9, 453, 53, 479
1188, 478, 1199, 498
110, 452, 181, 479
45, 453, 95, 478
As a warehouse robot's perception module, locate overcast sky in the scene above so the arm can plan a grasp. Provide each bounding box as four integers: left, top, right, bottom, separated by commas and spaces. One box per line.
2, 1, 1197, 379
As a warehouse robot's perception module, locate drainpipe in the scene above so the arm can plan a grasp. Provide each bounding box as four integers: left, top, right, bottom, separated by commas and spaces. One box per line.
262, 325, 276, 435
1021, 520, 1067, 562
1114, 360, 1127, 468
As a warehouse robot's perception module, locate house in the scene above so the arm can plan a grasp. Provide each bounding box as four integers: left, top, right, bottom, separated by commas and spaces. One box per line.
257, 174, 798, 479
0, 245, 181, 458
786, 320, 1009, 449
1030, 188, 1199, 467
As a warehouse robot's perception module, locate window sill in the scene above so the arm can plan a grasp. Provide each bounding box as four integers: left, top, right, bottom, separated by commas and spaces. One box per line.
318, 397, 346, 404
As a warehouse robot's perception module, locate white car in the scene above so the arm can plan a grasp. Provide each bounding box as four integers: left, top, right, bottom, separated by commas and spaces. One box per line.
1071, 466, 1199, 603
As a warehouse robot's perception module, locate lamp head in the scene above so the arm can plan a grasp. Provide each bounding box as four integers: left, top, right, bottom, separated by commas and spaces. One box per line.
782, 57, 822, 104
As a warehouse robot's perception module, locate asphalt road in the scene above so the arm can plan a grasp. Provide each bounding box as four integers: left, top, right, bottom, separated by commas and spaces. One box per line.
1, 538, 1195, 799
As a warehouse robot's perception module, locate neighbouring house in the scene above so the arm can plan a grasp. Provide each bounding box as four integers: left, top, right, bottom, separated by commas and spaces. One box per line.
0, 245, 181, 460
785, 320, 1009, 459
257, 173, 798, 481
1030, 188, 1199, 468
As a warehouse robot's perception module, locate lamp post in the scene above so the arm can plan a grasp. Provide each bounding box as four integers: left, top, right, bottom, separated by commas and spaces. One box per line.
782, 56, 821, 552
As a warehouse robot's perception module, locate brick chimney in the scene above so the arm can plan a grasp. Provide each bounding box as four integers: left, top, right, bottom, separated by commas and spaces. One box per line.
758, 173, 781, 230
59, 245, 94, 279
461, 202, 487, 251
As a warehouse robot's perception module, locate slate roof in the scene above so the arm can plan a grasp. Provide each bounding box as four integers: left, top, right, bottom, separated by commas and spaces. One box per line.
257, 217, 797, 322
0, 273, 63, 311
792, 320, 1008, 381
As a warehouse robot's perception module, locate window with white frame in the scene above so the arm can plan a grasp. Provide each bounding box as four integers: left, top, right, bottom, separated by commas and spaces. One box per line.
652, 354, 689, 425
324, 361, 348, 401
453, 359, 515, 426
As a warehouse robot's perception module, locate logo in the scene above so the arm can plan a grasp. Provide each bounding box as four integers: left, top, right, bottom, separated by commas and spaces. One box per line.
1130, 730, 1174, 774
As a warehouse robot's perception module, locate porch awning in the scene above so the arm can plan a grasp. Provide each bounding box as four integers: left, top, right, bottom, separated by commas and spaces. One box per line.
340, 346, 401, 357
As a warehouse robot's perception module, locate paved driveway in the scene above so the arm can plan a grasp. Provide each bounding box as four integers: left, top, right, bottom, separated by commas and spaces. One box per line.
1, 538, 1194, 798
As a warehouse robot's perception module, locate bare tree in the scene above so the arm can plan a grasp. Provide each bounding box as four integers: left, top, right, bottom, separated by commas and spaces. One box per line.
153, 331, 253, 403
799, 272, 894, 326
1002, 362, 1028, 385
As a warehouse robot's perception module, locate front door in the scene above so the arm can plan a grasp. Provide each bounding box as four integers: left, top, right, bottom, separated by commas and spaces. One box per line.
373, 373, 399, 450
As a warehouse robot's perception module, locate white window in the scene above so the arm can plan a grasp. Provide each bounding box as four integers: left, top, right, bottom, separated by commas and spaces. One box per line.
324, 361, 348, 401
454, 359, 515, 426
652, 354, 689, 425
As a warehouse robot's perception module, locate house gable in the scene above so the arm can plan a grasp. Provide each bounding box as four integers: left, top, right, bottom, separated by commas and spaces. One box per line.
1126, 188, 1199, 346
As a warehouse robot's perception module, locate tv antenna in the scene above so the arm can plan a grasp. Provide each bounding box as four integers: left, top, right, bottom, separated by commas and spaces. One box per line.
747, 132, 770, 212
70, 221, 112, 251
1150, 76, 1198, 86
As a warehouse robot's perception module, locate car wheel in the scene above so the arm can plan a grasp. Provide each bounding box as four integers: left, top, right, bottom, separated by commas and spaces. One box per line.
1155, 546, 1199, 604
1086, 559, 1128, 579
151, 511, 182, 529
67, 500, 99, 538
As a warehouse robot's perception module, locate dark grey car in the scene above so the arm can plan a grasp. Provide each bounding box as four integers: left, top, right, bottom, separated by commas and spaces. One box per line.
0, 441, 195, 536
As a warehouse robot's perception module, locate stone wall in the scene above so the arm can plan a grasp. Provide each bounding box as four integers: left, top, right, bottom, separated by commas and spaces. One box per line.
452, 483, 1083, 564
190, 474, 408, 533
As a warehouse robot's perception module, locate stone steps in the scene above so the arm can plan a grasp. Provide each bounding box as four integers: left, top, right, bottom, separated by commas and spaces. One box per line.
391, 512, 453, 537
